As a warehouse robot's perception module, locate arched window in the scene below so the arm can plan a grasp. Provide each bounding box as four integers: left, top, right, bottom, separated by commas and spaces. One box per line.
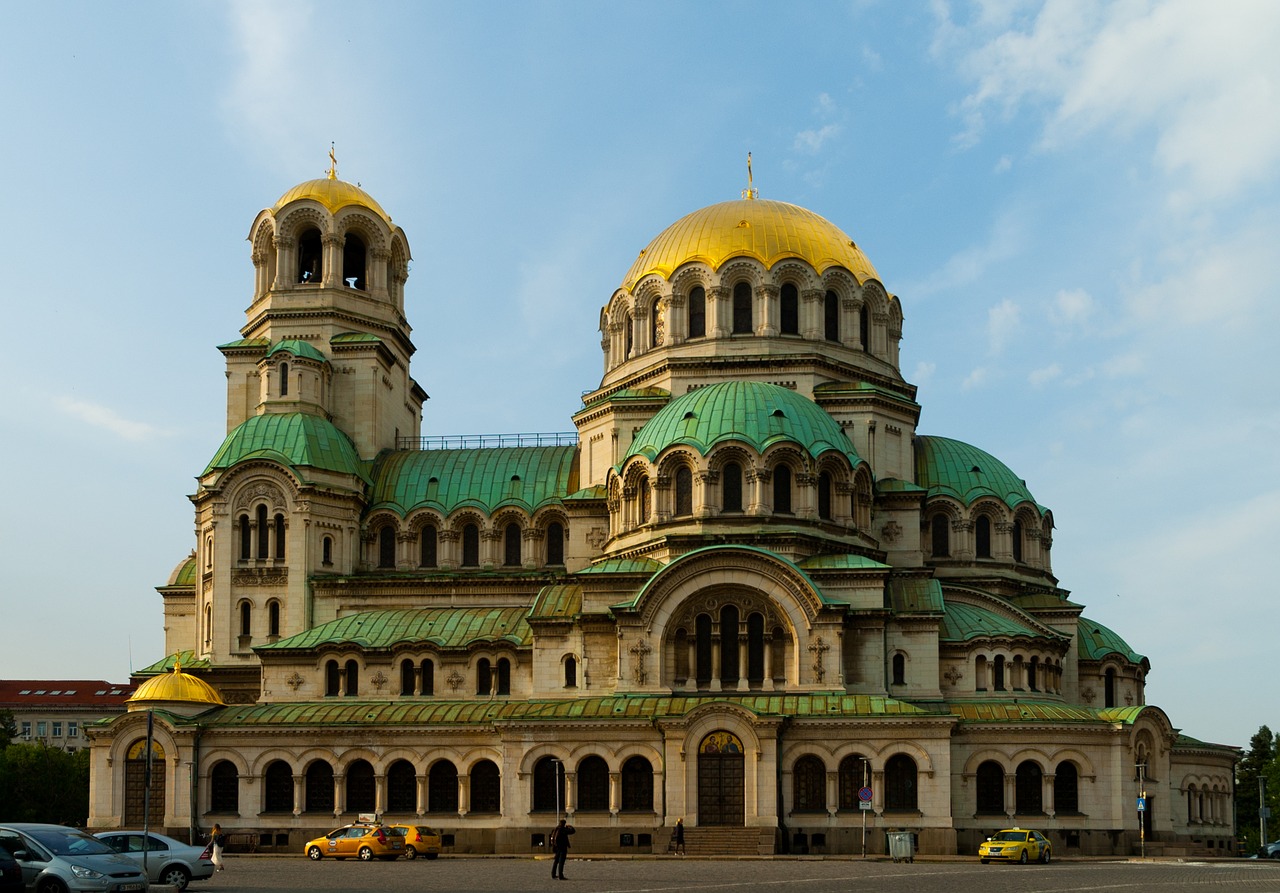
747, 612, 765, 684
773, 465, 792, 514
324, 660, 340, 697
1015, 761, 1043, 814
378, 526, 396, 568
387, 760, 416, 813
1054, 761, 1079, 813
732, 281, 752, 334
824, 290, 840, 341
976, 761, 1004, 814
496, 657, 511, 696
476, 658, 492, 696
817, 471, 832, 520
322, 535, 333, 565
532, 757, 564, 812
720, 605, 740, 685
838, 755, 870, 809
297, 228, 322, 283
256, 504, 269, 559
210, 760, 239, 813
621, 756, 653, 812
884, 754, 918, 811
274, 514, 285, 559
421, 659, 434, 696
930, 514, 950, 557
859, 304, 869, 350
994, 655, 1006, 691
638, 478, 651, 523
263, 760, 292, 812
675, 467, 693, 516
400, 658, 415, 696
1028, 657, 1039, 691
462, 524, 480, 567
564, 656, 577, 688
1012, 519, 1024, 563
649, 300, 660, 349
792, 755, 826, 812
304, 761, 333, 813
428, 761, 458, 813
420, 527, 437, 567
1104, 667, 1116, 708
343, 660, 359, 696
267, 600, 280, 637
695, 614, 713, 684
546, 522, 564, 565
780, 283, 799, 335
279, 362, 289, 396
892, 653, 906, 685
342, 232, 366, 289
470, 760, 501, 813
577, 756, 609, 811
346, 760, 375, 813
504, 522, 521, 566
722, 462, 743, 513
976, 515, 992, 558
239, 601, 251, 637
239, 514, 251, 560
688, 287, 706, 339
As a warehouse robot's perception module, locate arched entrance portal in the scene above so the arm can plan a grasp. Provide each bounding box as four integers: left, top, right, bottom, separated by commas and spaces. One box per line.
697, 731, 744, 826
124, 738, 166, 826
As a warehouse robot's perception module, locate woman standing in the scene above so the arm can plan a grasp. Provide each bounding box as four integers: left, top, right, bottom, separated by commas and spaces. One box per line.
210, 824, 226, 872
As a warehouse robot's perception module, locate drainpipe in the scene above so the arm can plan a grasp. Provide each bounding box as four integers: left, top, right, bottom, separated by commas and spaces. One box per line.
189, 727, 202, 844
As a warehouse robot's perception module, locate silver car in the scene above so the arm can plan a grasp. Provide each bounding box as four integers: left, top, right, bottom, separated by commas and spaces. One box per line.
94, 833, 214, 891
0, 824, 148, 893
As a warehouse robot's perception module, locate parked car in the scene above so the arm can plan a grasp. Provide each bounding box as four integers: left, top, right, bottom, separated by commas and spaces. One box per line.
1264, 839, 1280, 859
978, 828, 1052, 864
94, 832, 214, 890
0, 823, 149, 893
385, 825, 441, 860
304, 823, 402, 861
0, 848, 24, 893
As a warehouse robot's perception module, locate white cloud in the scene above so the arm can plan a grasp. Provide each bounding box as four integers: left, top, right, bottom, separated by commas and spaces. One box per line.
1049, 287, 1093, 327
987, 298, 1020, 353
993, 154, 1012, 173
55, 397, 168, 442
913, 361, 936, 385
907, 208, 1025, 296
1028, 363, 1061, 387
794, 124, 841, 154
962, 366, 989, 390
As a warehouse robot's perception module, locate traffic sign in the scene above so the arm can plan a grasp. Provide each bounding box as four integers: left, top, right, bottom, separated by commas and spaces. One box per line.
859, 800, 873, 810
858, 786, 873, 802
1136, 797, 1147, 812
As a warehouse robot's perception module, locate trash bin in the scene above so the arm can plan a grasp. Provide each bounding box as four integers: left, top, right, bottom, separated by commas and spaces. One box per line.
887, 831, 915, 863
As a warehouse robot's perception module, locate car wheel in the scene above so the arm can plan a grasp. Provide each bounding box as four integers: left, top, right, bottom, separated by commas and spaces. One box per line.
424, 853, 439, 860
1271, 851, 1280, 860
161, 865, 192, 889
358, 846, 375, 861
36, 879, 68, 893
404, 845, 418, 860
1019, 849, 1029, 864
307, 845, 324, 861
1040, 847, 1051, 864
980, 859, 988, 864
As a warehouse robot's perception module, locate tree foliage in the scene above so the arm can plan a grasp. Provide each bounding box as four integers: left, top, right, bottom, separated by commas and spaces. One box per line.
1236, 725, 1279, 852
0, 709, 15, 749
0, 743, 90, 825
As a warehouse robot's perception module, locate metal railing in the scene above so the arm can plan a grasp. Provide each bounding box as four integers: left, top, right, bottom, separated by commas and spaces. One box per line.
397, 432, 579, 450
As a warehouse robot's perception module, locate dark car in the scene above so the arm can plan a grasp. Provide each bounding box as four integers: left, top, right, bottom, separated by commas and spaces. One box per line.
1264, 839, 1280, 859
0, 823, 148, 893
0, 848, 24, 893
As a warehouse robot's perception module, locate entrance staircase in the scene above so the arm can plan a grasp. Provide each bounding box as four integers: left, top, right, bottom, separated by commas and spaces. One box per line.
673, 826, 775, 856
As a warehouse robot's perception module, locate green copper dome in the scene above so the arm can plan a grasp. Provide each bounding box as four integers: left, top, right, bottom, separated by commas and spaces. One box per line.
624, 381, 860, 465
204, 412, 367, 482
914, 435, 1045, 515
1077, 616, 1147, 666
266, 339, 328, 363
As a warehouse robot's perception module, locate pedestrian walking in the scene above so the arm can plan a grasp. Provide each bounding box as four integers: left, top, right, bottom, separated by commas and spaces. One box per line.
210, 823, 226, 872
674, 818, 685, 855
549, 818, 574, 879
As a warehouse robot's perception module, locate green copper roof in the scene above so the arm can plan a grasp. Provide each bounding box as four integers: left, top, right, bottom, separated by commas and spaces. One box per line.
331, 332, 384, 345
875, 477, 926, 494
951, 700, 1122, 724
617, 544, 842, 610
887, 577, 944, 613
217, 337, 269, 351
367, 446, 578, 516
136, 651, 211, 676
203, 413, 368, 482
582, 386, 671, 408
529, 585, 582, 620
266, 339, 327, 362
574, 557, 665, 575
192, 692, 934, 729
799, 553, 891, 571
624, 381, 860, 466
257, 608, 532, 652
1076, 616, 1147, 665
914, 435, 1045, 514
939, 600, 1044, 641
170, 557, 197, 587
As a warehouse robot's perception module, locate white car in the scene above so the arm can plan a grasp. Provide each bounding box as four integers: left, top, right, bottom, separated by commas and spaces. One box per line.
94, 832, 213, 890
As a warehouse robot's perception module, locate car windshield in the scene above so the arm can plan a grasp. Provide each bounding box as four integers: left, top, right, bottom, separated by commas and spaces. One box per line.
992, 831, 1027, 842
27, 828, 116, 856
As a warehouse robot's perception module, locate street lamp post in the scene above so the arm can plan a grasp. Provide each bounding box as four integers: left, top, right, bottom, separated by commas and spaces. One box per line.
553, 759, 563, 826
1136, 762, 1147, 860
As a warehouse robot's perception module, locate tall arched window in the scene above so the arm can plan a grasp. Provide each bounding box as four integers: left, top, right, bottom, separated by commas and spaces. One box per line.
824, 290, 840, 341
239, 601, 251, 637
1012, 519, 1024, 563
1054, 761, 1079, 813
346, 760, 375, 813
930, 514, 950, 557
378, 526, 396, 568
817, 471, 832, 520
564, 656, 577, 688
722, 462, 743, 513
304, 761, 333, 813
256, 504, 269, 559
1104, 667, 1116, 707
297, 228, 322, 283
577, 756, 609, 811
976, 515, 992, 558
239, 514, 251, 560
773, 465, 792, 514
649, 301, 661, 349
400, 658, 416, 696
267, 600, 280, 637
1028, 657, 1039, 691
532, 757, 563, 812
732, 282, 752, 334
274, 513, 285, 559
210, 760, 239, 813
892, 653, 906, 685
504, 522, 521, 566
688, 287, 706, 339
625, 312, 634, 357
342, 232, 366, 289
780, 283, 799, 334
859, 304, 869, 350
1015, 761, 1043, 814
324, 660, 340, 697
546, 522, 564, 565
470, 760, 501, 813
462, 524, 480, 567
428, 761, 458, 813
719, 605, 740, 685
976, 761, 1004, 814
263, 760, 293, 812
322, 535, 333, 565
420, 527, 437, 567
675, 467, 693, 516
279, 362, 289, 396
695, 614, 713, 684
476, 658, 492, 696
343, 660, 359, 696
792, 755, 826, 812
994, 655, 1006, 691
621, 756, 653, 811
838, 755, 870, 809
638, 478, 651, 524
387, 760, 416, 813
496, 658, 511, 696
884, 754, 918, 811
747, 613, 765, 683
421, 659, 434, 695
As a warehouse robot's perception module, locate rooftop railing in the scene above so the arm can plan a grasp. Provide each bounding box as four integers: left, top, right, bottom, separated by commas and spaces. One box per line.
397, 432, 579, 450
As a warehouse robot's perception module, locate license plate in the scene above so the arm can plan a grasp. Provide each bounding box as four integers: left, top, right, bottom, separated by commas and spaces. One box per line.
118, 885, 145, 892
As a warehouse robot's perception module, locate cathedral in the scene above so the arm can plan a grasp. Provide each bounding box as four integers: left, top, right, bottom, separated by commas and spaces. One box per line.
86, 164, 1237, 857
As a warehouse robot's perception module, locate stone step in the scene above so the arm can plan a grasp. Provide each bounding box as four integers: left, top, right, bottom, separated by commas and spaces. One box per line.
665, 826, 775, 855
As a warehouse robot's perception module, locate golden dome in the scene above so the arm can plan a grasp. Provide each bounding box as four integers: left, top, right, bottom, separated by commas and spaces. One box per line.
127, 662, 225, 708
273, 176, 392, 226
622, 198, 879, 290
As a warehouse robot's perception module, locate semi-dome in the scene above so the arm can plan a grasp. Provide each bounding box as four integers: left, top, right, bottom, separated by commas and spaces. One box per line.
625, 380, 860, 465
914, 435, 1045, 515
273, 176, 392, 226
127, 661, 225, 710
203, 412, 368, 482
622, 198, 879, 290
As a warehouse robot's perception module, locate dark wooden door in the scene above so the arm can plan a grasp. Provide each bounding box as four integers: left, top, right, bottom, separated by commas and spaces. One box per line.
124, 759, 165, 826
698, 752, 744, 826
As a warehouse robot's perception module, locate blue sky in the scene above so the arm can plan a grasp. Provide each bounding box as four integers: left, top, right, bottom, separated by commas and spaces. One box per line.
2, 1, 1277, 750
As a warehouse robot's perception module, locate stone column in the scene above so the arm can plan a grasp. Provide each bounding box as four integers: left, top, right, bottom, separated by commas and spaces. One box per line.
293, 773, 304, 817
710, 635, 722, 692
709, 286, 730, 338
416, 774, 427, 816
763, 635, 775, 691
609, 772, 620, 815
686, 638, 698, 691
758, 284, 779, 336
737, 636, 750, 691
321, 234, 342, 288
458, 774, 471, 816
333, 773, 345, 817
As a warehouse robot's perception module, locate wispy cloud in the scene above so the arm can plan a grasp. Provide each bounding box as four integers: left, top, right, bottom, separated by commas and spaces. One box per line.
55, 397, 169, 442
1049, 287, 1093, 328
986, 298, 1020, 354
907, 208, 1025, 296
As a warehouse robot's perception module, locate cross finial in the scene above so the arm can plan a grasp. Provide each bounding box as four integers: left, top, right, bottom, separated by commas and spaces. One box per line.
742, 152, 758, 200
328, 143, 338, 180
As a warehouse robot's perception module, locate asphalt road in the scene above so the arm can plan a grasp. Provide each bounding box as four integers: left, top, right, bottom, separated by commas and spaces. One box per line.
196, 855, 1280, 893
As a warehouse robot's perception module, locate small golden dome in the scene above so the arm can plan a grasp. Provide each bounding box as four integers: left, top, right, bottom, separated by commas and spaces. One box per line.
622, 198, 879, 290
127, 661, 225, 708
273, 177, 392, 226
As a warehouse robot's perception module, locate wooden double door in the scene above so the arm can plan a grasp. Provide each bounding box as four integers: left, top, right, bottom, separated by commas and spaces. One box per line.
697, 731, 744, 826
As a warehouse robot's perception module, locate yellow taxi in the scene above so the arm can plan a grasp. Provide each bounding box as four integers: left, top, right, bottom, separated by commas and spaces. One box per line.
305, 823, 403, 861
978, 828, 1052, 864
387, 824, 442, 860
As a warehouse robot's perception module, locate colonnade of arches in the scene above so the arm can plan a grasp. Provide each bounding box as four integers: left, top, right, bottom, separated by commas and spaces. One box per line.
973, 758, 1081, 816
786, 753, 919, 814
973, 653, 1064, 695
669, 604, 791, 692
925, 502, 1052, 572
318, 653, 519, 699
1183, 781, 1230, 825
364, 513, 566, 572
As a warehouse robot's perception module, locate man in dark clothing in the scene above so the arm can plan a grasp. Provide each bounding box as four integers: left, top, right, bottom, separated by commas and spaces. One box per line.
550, 818, 574, 879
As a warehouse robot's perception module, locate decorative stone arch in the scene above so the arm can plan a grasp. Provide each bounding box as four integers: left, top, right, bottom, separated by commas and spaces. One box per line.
274, 205, 332, 244
338, 748, 383, 772
849, 464, 874, 529
706, 443, 755, 476
770, 260, 821, 293
717, 258, 765, 290
333, 208, 389, 252
962, 749, 1015, 776
1006, 747, 1054, 772
778, 740, 836, 768
405, 507, 445, 535
376, 746, 423, 772
457, 747, 505, 775
880, 741, 937, 779
249, 748, 302, 777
